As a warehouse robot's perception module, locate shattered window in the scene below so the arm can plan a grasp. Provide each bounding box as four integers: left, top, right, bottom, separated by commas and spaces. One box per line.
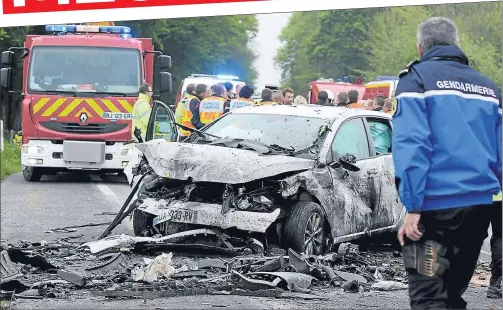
202, 113, 328, 152
331, 117, 370, 160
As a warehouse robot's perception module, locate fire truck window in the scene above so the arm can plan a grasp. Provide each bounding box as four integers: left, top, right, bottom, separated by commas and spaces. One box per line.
28, 46, 141, 95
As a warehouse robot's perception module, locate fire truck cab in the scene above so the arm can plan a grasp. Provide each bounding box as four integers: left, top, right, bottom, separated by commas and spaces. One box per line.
0, 23, 173, 182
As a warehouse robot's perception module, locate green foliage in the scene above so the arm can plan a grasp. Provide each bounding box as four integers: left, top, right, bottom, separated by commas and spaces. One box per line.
1, 143, 21, 180
276, 3, 503, 91
121, 15, 258, 97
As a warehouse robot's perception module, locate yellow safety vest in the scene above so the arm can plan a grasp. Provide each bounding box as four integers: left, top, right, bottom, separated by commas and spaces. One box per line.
199, 95, 226, 125
229, 98, 255, 111
132, 93, 151, 141
175, 94, 198, 136
494, 192, 502, 202
260, 100, 275, 105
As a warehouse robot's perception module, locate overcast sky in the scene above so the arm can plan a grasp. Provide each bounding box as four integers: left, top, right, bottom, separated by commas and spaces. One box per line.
251, 13, 291, 91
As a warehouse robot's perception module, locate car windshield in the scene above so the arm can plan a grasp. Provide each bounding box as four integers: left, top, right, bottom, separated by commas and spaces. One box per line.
188, 113, 330, 157
28, 46, 141, 96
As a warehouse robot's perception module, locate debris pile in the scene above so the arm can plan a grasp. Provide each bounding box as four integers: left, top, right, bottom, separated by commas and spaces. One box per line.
1, 233, 410, 302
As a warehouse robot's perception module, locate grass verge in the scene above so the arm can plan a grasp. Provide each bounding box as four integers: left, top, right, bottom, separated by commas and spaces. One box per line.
1, 143, 21, 180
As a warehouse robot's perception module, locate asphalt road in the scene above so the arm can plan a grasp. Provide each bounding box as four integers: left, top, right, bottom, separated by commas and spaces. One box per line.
1, 172, 500, 309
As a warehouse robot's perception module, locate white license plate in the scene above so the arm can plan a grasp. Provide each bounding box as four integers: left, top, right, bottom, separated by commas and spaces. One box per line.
153, 208, 196, 226
102, 112, 132, 120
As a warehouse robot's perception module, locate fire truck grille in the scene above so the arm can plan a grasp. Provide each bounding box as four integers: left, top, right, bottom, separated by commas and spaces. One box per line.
40, 122, 128, 134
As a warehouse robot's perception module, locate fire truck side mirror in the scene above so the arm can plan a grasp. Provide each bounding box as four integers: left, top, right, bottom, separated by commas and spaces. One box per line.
0, 68, 12, 89
159, 55, 171, 70
1, 51, 13, 66
159, 72, 172, 94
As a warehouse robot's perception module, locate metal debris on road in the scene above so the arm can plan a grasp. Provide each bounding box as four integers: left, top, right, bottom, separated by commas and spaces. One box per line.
371, 281, 408, 291
0, 250, 21, 283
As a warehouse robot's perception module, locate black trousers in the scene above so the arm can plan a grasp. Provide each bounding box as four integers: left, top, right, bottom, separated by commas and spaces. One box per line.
402, 204, 492, 310
490, 201, 502, 285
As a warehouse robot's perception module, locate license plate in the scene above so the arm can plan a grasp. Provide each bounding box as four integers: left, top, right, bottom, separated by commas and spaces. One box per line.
153, 209, 196, 226
102, 112, 132, 120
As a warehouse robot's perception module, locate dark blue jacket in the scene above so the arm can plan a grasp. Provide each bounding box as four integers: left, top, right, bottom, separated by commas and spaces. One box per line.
392, 45, 502, 213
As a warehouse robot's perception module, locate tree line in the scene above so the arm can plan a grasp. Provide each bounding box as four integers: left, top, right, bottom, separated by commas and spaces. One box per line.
275, 2, 502, 97
0, 16, 258, 131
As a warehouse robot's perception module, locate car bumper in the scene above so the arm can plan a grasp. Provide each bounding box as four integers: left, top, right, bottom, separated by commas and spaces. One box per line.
137, 198, 282, 233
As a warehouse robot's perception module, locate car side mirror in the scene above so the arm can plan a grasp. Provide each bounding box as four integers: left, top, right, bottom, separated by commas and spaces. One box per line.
158, 55, 171, 70
330, 154, 360, 172
159, 72, 172, 94
1, 51, 14, 66
0, 67, 12, 89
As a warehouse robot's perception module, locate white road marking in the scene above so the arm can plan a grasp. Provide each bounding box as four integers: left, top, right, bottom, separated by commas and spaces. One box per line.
96, 184, 122, 206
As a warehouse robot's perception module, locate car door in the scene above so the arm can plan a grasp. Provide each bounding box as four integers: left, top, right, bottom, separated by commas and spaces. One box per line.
145, 100, 179, 142
326, 117, 378, 236
363, 116, 402, 229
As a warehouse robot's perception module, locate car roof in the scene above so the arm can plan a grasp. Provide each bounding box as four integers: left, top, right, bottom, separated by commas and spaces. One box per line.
230, 104, 392, 121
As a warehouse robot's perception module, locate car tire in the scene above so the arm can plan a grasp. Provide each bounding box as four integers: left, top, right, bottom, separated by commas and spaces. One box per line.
23, 166, 42, 182
133, 208, 153, 237
284, 201, 327, 255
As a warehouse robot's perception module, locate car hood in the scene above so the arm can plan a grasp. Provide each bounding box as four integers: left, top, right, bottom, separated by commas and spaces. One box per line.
136, 140, 314, 184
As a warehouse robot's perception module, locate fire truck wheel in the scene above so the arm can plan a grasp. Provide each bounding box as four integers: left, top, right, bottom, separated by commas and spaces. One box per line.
23, 166, 43, 182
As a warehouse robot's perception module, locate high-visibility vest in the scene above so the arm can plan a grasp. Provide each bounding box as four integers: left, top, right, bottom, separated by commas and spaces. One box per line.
199, 95, 226, 125
260, 101, 275, 105
348, 102, 364, 109
229, 98, 255, 111
494, 192, 502, 202
175, 94, 198, 136
132, 93, 151, 141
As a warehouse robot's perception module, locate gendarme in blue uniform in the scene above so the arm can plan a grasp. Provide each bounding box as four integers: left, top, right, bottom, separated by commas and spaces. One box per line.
392, 45, 502, 214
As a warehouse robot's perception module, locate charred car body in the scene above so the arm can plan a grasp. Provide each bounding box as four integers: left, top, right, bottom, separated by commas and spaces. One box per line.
126, 103, 405, 255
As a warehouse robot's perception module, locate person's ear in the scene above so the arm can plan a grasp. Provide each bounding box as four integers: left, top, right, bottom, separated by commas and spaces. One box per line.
417, 43, 423, 57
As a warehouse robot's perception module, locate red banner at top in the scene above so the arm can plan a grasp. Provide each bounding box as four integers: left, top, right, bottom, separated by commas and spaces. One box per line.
2, 0, 263, 14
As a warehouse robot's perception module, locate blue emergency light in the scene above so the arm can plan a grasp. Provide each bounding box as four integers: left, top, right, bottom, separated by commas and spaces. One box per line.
45, 24, 132, 35
343, 76, 349, 83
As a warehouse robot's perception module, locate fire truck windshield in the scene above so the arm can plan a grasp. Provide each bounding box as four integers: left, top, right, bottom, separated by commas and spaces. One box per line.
28, 46, 141, 96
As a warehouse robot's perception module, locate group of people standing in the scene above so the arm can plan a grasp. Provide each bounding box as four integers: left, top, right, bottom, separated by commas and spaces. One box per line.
314, 88, 394, 114
174, 82, 256, 137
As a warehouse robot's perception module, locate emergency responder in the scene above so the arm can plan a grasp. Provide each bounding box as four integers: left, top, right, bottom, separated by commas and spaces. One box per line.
393, 17, 501, 309
347, 90, 363, 109
224, 82, 234, 99
282, 87, 294, 105
189, 84, 208, 130
383, 98, 393, 114
315, 91, 329, 105
227, 85, 255, 112
175, 83, 196, 137
336, 92, 348, 107
196, 84, 227, 128
373, 95, 385, 111
488, 192, 502, 298
272, 91, 284, 104
260, 88, 275, 105
132, 83, 153, 141
235, 82, 245, 99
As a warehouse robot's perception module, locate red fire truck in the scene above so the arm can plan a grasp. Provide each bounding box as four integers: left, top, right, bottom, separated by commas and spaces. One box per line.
307, 79, 365, 104
0, 23, 172, 182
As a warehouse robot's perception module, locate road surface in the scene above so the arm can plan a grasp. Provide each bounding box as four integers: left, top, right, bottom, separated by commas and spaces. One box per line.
1, 172, 500, 309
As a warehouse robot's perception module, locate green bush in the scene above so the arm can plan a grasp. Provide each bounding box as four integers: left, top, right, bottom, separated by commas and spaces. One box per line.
1, 143, 21, 180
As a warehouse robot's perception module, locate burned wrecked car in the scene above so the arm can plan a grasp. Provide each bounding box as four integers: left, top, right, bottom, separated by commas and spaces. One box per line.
126, 102, 405, 255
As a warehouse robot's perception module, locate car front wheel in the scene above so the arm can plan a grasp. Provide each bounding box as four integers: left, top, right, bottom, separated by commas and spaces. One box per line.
283, 201, 327, 255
